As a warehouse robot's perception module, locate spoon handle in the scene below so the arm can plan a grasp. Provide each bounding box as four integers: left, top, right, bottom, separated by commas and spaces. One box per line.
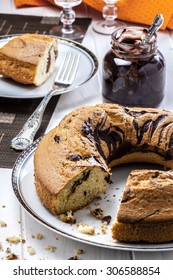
142, 14, 164, 44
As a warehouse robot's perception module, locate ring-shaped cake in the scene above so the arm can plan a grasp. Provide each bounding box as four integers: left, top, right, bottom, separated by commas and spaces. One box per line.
34, 104, 173, 243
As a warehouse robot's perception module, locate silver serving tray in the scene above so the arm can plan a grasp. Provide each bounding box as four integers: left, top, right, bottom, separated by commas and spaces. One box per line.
11, 139, 173, 251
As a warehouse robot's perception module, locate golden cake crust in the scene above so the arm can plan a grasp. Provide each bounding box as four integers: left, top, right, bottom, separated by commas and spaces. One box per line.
117, 169, 173, 224
112, 222, 173, 243
0, 34, 53, 64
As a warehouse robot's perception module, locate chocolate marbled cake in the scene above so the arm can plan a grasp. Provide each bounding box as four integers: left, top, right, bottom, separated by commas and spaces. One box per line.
34, 103, 173, 242
81, 104, 173, 169
112, 169, 173, 243
0, 34, 58, 86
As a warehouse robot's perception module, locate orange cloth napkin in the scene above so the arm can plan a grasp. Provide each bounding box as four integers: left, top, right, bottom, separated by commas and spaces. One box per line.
14, 0, 51, 7
14, 0, 173, 30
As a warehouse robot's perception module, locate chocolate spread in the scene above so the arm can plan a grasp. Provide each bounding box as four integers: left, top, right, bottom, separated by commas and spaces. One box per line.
102, 27, 166, 107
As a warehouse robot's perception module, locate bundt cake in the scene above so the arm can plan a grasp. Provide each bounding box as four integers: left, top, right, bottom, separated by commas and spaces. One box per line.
34, 103, 173, 243
0, 34, 58, 86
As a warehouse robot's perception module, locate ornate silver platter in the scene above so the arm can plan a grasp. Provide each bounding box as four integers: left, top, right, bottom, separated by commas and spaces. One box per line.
11, 139, 173, 251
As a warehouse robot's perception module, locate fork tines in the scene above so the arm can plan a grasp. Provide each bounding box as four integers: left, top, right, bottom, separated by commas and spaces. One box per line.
55, 52, 80, 86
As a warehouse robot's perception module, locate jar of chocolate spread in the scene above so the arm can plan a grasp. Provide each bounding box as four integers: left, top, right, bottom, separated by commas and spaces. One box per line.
102, 27, 166, 107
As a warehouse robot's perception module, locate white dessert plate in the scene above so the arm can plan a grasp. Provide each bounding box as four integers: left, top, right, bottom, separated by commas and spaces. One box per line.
0, 35, 98, 99
11, 138, 173, 251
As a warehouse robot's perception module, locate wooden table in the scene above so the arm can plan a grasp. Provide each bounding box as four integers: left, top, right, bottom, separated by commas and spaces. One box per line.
1, 0, 173, 261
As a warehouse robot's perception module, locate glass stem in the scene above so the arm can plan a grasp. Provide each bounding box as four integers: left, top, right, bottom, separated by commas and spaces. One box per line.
60, 8, 75, 34
103, 3, 118, 27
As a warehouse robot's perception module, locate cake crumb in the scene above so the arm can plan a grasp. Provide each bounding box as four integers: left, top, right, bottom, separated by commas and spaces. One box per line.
59, 210, 76, 224
0, 220, 7, 227
6, 253, 18, 260
32, 233, 44, 240
0, 242, 3, 251
78, 224, 95, 235
101, 223, 108, 234
37, 233, 44, 240
90, 208, 104, 220
6, 236, 21, 244
68, 256, 79, 260
6, 247, 11, 254
44, 245, 57, 252
102, 215, 112, 225
74, 249, 84, 255
27, 246, 36, 255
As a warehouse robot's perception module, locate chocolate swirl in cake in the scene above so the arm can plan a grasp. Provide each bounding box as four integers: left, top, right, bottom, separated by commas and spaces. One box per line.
82, 107, 173, 163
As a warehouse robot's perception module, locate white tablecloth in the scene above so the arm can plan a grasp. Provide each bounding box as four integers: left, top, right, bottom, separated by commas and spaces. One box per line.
1, 0, 173, 261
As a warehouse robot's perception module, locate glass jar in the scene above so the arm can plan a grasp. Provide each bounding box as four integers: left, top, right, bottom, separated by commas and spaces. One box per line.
102, 27, 166, 107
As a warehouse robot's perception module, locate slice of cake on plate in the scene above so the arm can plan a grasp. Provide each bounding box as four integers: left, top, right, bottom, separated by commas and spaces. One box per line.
0, 33, 58, 86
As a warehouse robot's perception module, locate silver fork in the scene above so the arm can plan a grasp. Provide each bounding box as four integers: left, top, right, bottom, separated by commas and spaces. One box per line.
11, 52, 80, 151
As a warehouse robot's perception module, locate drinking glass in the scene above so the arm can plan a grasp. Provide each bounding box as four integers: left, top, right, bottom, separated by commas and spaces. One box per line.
92, 0, 125, 35
50, 0, 84, 40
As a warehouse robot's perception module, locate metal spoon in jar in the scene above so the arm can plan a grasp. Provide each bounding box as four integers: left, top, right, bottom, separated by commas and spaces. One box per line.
141, 14, 164, 44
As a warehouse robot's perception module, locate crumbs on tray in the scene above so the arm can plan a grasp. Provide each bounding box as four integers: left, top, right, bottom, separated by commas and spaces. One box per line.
27, 246, 36, 256
77, 224, 95, 235
59, 210, 76, 224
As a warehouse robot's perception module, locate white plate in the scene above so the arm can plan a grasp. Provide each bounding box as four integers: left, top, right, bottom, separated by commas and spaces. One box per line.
0, 35, 98, 99
12, 139, 173, 251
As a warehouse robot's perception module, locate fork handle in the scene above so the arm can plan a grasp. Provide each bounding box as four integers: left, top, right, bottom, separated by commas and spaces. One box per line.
11, 89, 57, 151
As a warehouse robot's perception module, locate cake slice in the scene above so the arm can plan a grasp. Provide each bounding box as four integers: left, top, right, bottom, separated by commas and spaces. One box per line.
0, 33, 58, 86
112, 169, 173, 243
